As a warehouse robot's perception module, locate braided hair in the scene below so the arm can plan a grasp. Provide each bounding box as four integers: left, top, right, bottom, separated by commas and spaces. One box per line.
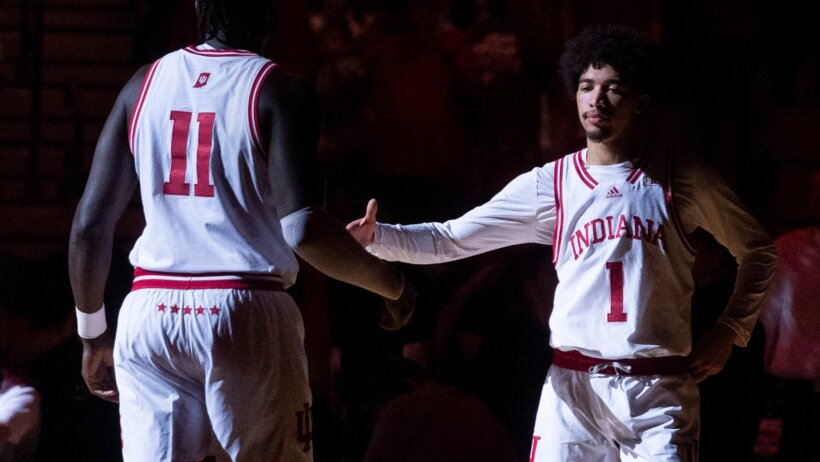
196, 0, 272, 48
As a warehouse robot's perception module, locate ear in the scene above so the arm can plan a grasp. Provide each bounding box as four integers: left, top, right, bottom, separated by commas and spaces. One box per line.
635, 94, 650, 114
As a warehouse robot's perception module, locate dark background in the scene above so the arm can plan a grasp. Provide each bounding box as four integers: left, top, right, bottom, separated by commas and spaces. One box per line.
0, 0, 818, 461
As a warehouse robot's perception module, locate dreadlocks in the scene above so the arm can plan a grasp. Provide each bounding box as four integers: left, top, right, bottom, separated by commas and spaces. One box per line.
196, 0, 272, 48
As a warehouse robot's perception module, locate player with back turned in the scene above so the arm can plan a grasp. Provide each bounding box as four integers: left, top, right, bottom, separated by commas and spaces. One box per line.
347, 25, 777, 461
68, 1, 414, 460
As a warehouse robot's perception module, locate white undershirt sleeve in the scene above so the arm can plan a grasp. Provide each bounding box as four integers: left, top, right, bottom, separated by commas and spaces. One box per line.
675, 158, 778, 346
370, 166, 556, 264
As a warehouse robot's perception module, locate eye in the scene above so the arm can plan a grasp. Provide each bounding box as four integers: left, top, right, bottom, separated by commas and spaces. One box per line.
578, 83, 592, 92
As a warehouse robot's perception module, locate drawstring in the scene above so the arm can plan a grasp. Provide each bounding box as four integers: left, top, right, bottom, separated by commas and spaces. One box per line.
589, 362, 633, 376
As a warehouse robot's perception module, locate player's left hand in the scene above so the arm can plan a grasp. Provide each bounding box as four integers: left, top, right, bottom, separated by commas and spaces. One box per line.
687, 323, 737, 382
81, 330, 119, 403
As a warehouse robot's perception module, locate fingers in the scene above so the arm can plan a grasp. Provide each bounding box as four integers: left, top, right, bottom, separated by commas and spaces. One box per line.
81, 336, 119, 402
88, 382, 119, 403
687, 357, 721, 383
365, 198, 378, 224
84, 367, 119, 403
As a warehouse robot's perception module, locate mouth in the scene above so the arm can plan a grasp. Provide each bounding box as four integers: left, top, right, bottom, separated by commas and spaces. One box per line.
584, 112, 610, 124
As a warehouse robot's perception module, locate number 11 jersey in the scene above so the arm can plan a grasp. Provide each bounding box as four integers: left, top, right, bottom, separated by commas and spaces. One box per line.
128, 44, 298, 286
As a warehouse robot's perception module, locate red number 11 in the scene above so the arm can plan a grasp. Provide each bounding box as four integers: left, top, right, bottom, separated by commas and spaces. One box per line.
606, 261, 627, 322
164, 110, 215, 197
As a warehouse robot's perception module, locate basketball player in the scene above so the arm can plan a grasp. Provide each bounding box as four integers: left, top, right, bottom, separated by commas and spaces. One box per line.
347, 25, 777, 461
68, 1, 414, 461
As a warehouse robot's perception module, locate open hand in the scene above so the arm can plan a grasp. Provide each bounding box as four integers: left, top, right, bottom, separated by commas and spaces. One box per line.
346, 198, 378, 248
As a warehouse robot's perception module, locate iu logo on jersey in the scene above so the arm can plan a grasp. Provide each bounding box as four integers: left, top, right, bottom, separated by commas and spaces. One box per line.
193, 72, 211, 88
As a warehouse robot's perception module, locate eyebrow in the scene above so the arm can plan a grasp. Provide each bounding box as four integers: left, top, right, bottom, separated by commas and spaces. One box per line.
578, 78, 625, 85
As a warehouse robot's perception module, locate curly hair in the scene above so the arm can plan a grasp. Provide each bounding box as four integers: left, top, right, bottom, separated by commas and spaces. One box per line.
196, 0, 272, 46
559, 24, 660, 99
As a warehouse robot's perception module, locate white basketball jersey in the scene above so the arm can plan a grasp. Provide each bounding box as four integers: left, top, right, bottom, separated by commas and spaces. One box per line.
550, 149, 696, 358
128, 44, 299, 286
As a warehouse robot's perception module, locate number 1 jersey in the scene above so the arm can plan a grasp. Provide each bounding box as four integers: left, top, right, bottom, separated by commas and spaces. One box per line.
550, 150, 696, 358
128, 44, 298, 286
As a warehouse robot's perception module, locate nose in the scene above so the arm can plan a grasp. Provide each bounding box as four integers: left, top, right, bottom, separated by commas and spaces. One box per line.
591, 87, 607, 108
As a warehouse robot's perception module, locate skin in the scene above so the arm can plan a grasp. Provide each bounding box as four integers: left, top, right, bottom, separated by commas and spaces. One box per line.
348, 63, 739, 383
575, 64, 648, 165
70, 27, 407, 402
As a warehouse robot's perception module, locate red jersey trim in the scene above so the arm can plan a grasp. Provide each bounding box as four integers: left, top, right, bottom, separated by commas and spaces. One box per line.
552, 156, 566, 266
573, 150, 598, 189
128, 59, 161, 155
131, 268, 285, 291
665, 156, 696, 255
248, 61, 278, 153
183, 45, 257, 57
552, 349, 689, 376
626, 168, 644, 184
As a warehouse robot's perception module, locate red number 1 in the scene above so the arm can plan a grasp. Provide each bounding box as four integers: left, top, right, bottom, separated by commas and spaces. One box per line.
164, 110, 215, 197
606, 261, 627, 322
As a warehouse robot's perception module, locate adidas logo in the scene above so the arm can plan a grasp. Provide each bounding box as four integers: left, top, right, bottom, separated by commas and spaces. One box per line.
605, 186, 623, 198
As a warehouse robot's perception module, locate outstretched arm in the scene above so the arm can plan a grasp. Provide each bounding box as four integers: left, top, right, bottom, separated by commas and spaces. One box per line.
259, 70, 413, 329
68, 65, 147, 401
346, 169, 556, 265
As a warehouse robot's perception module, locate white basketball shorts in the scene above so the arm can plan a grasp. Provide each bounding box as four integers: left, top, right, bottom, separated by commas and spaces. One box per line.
113, 270, 313, 462
530, 354, 699, 462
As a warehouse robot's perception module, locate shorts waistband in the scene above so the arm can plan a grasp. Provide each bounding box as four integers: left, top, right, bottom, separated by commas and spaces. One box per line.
131, 268, 285, 292
552, 349, 689, 376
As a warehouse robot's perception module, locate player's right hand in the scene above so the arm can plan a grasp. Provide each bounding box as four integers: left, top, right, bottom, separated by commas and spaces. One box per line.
346, 198, 378, 248
81, 330, 119, 403
380, 274, 417, 331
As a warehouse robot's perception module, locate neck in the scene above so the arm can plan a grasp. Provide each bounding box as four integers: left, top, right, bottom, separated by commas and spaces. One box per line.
586, 142, 630, 165
205, 31, 261, 52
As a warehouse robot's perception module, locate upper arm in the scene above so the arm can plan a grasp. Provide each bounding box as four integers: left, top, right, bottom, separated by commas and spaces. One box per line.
676, 158, 772, 259
72, 66, 148, 233
257, 70, 324, 218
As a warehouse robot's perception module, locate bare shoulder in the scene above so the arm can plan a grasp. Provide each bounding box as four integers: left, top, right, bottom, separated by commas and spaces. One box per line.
115, 63, 156, 118
257, 68, 318, 111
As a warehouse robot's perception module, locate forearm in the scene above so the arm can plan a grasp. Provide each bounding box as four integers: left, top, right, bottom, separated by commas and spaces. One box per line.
282, 207, 404, 299
371, 221, 504, 264
718, 237, 777, 345
371, 206, 548, 264
369, 169, 553, 263
69, 219, 115, 313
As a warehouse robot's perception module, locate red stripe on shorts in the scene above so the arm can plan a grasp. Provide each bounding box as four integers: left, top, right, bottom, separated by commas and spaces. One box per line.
131, 268, 285, 291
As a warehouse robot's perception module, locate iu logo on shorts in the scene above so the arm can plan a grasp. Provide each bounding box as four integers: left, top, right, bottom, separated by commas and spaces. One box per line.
193, 72, 211, 88
295, 402, 312, 452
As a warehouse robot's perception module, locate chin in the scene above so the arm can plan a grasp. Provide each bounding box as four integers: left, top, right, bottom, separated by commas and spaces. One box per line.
585, 129, 611, 143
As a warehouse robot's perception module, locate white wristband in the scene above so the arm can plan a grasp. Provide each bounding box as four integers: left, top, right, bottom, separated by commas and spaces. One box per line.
76, 305, 107, 339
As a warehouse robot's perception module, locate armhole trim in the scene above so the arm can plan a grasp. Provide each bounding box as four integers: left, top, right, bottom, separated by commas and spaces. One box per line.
128, 59, 161, 156
248, 61, 279, 154
552, 155, 566, 266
